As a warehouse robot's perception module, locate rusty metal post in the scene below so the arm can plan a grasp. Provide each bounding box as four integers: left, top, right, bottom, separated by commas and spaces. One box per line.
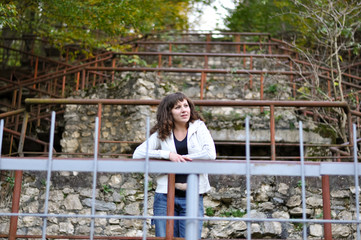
249, 56, 253, 89
166, 174, 175, 239
270, 105, 276, 161
9, 111, 29, 240
206, 34, 211, 52
76, 71, 80, 91
322, 175, 332, 240
268, 39, 272, 54
200, 72, 206, 100
93, 58, 98, 86
158, 54, 162, 68
204, 55, 208, 69
243, 44, 246, 68
157, 54, 162, 77
111, 57, 116, 83
168, 44, 172, 67
62, 69, 66, 97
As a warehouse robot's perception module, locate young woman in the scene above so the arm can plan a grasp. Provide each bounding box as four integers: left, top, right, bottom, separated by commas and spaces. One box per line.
133, 92, 216, 238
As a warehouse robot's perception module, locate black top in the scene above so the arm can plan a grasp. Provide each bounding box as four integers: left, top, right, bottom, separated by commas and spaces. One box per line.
174, 133, 188, 183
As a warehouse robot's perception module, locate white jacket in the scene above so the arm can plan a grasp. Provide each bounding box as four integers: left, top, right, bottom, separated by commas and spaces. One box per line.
133, 119, 216, 194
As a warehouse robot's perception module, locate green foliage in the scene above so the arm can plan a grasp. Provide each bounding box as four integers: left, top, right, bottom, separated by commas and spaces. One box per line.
220, 209, 246, 218
260, 110, 269, 117
119, 188, 126, 196
297, 86, 311, 99
348, 91, 358, 106
224, 0, 300, 37
41, 179, 47, 186
102, 184, 113, 194
5, 176, 15, 188
274, 115, 282, 123
264, 84, 278, 94
293, 222, 304, 232
205, 207, 215, 216
225, 0, 361, 59
147, 180, 154, 191
315, 124, 337, 143
2, 0, 211, 51
120, 55, 148, 67
0, 3, 18, 29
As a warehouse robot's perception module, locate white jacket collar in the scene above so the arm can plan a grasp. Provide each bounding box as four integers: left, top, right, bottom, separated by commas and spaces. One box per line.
188, 119, 202, 135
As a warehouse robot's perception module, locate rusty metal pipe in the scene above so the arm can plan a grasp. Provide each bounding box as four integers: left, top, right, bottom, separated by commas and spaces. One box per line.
0, 108, 25, 119
85, 67, 301, 76
200, 72, 206, 99
24, 98, 350, 109
0, 55, 113, 95
166, 174, 175, 239
9, 111, 29, 240
116, 52, 290, 58
3, 127, 49, 147
135, 41, 278, 46
164, 31, 270, 36
0, 44, 72, 68
322, 175, 332, 239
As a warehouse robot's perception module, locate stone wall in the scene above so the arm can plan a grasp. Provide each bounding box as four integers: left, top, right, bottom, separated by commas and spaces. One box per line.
0, 172, 358, 239
0, 39, 344, 239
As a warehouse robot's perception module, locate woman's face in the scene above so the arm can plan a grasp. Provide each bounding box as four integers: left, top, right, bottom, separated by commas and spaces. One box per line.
171, 99, 191, 125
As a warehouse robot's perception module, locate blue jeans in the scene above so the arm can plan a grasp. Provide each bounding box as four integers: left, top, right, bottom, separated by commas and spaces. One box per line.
153, 193, 204, 238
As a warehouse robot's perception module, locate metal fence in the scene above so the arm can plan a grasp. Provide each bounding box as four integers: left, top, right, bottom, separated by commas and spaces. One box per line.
0, 104, 360, 239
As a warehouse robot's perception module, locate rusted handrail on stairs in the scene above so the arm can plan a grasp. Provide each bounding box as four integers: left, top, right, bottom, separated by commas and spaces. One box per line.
19, 97, 357, 240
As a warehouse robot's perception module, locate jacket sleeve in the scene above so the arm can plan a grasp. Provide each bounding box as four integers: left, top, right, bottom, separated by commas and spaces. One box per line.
185, 122, 216, 160
132, 132, 170, 160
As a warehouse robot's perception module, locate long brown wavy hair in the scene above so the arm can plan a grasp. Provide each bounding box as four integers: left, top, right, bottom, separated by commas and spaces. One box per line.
151, 92, 204, 141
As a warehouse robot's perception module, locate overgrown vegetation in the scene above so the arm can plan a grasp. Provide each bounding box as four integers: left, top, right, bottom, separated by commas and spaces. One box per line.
0, 0, 213, 52
225, 0, 361, 146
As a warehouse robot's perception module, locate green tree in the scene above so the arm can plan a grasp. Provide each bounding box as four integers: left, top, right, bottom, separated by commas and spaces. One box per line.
1, 0, 211, 51
0, 3, 18, 29
224, 0, 299, 37
225, 0, 361, 144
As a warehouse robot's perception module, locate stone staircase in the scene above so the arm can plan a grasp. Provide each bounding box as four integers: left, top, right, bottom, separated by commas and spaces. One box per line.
0, 31, 360, 158
0, 31, 361, 240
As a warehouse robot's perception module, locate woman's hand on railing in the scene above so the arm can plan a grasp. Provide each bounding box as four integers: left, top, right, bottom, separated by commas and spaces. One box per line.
169, 152, 192, 162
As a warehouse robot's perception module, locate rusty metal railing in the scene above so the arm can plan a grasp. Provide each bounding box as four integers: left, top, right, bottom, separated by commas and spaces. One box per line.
0, 98, 360, 240
1, 32, 361, 161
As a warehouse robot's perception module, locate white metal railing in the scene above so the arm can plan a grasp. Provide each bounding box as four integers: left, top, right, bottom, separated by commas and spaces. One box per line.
0, 113, 360, 239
